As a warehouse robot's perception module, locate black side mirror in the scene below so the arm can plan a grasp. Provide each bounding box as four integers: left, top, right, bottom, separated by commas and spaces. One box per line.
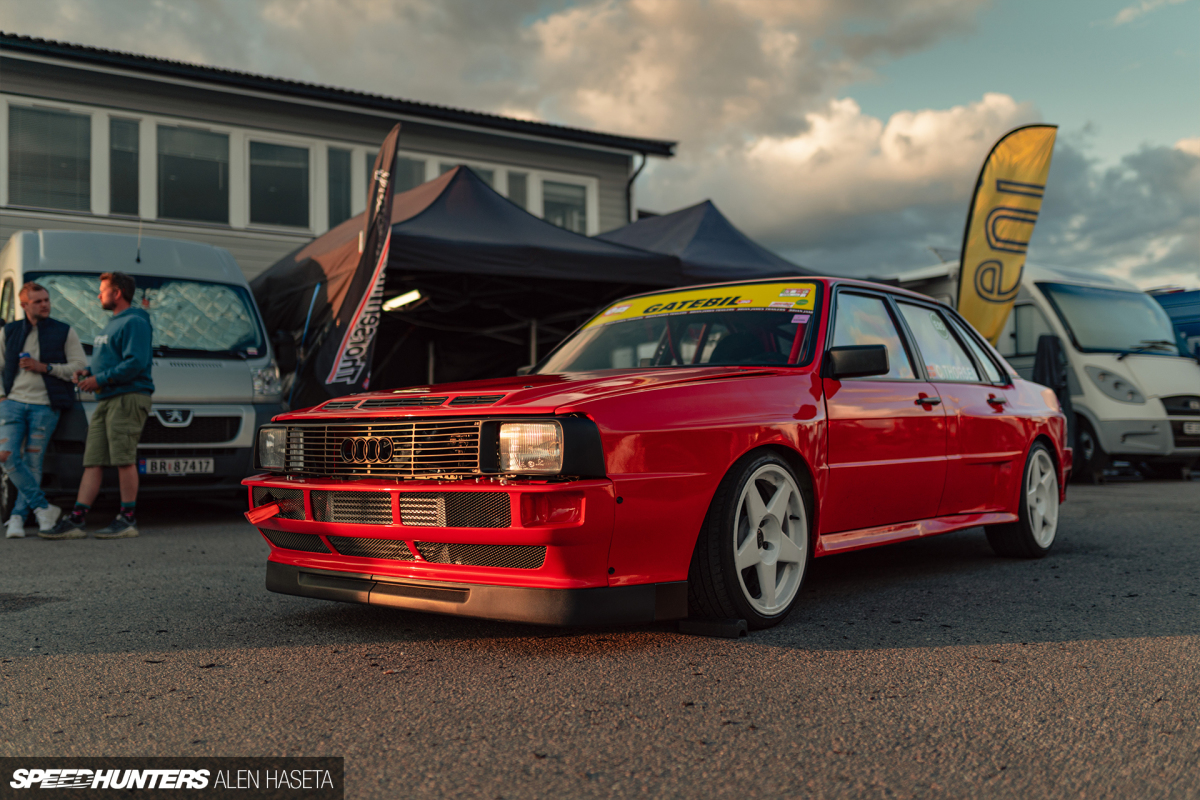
826, 345, 889, 379
271, 330, 298, 374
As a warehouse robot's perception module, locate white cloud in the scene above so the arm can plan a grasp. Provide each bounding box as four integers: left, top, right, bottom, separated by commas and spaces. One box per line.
1108, 0, 1190, 26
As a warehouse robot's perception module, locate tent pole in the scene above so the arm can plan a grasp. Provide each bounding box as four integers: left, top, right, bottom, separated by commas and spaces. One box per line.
529, 318, 538, 366
427, 340, 435, 385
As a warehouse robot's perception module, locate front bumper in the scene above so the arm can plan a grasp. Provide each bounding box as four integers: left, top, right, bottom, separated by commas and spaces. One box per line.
267, 562, 687, 626
243, 474, 688, 624
1094, 417, 1200, 458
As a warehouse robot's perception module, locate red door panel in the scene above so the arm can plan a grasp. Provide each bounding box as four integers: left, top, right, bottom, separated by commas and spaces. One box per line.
822, 378, 948, 534
935, 384, 1025, 515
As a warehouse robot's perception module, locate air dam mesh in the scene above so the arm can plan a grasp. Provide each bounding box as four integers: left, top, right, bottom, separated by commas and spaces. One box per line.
328, 536, 416, 561
399, 492, 510, 528
253, 486, 305, 520
311, 491, 393, 524
415, 542, 546, 570
260, 528, 329, 553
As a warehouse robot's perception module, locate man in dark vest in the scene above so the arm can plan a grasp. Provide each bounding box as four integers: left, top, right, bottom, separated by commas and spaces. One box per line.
0, 282, 87, 538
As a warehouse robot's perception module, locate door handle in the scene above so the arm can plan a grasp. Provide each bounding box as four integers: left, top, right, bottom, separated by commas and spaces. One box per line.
987, 396, 1008, 407
915, 396, 942, 407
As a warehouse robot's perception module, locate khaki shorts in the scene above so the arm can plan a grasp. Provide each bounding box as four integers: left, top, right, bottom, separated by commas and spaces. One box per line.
83, 393, 152, 467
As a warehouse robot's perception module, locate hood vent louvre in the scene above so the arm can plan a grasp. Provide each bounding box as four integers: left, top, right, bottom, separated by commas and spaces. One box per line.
449, 394, 506, 406
359, 396, 447, 409
322, 400, 360, 410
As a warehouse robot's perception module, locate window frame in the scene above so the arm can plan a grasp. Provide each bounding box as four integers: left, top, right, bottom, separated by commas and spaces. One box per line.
823, 286, 922, 382
245, 136, 313, 231
891, 295, 1013, 387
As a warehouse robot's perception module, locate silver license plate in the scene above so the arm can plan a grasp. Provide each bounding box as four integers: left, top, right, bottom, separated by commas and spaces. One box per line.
1184, 422, 1200, 436
138, 458, 215, 475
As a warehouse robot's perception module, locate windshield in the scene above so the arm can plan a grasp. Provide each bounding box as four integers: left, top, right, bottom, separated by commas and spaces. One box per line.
538, 282, 821, 373
1038, 282, 1180, 356
29, 272, 265, 358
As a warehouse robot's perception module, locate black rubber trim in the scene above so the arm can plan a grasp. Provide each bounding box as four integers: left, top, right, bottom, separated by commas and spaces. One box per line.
265, 561, 686, 626
478, 416, 606, 478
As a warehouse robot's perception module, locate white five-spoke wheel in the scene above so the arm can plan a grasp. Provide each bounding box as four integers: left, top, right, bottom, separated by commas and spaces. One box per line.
1026, 447, 1059, 548
986, 441, 1060, 559
733, 464, 808, 617
689, 453, 811, 628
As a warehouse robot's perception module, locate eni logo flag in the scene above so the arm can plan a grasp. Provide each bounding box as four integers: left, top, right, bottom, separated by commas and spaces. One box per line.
957, 124, 1057, 344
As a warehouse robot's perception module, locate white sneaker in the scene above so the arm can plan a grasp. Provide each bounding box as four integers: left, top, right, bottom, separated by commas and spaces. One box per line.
5, 515, 25, 539
34, 504, 62, 533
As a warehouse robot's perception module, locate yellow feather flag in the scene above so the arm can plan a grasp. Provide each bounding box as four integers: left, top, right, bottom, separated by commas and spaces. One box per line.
957, 124, 1057, 343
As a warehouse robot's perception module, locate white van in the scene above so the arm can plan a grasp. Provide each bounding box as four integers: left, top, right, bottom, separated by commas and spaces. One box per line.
891, 261, 1200, 481
0, 230, 283, 505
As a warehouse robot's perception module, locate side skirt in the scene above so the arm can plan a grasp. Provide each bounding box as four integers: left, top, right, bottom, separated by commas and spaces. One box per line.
815, 512, 1018, 557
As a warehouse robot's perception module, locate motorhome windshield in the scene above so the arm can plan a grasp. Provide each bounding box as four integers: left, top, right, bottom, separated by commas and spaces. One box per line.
29, 273, 265, 358
1038, 282, 1180, 356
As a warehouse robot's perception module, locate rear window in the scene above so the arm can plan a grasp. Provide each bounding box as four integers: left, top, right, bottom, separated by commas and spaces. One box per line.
29, 272, 265, 358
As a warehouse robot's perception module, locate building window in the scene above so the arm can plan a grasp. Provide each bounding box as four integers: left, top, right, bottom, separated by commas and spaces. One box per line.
158, 125, 229, 224
109, 118, 139, 216
7, 106, 91, 212
395, 157, 426, 193
249, 141, 309, 228
543, 181, 587, 233
328, 147, 352, 228
508, 172, 528, 209
440, 162, 494, 187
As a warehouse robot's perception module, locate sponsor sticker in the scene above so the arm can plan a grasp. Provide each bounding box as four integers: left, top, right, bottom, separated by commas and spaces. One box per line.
584, 283, 818, 328
792, 313, 812, 323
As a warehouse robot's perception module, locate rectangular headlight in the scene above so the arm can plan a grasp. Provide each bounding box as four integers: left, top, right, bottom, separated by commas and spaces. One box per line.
499, 421, 563, 474
258, 426, 287, 471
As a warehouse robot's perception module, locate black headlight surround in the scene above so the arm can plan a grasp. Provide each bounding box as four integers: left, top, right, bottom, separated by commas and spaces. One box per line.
480, 416, 606, 478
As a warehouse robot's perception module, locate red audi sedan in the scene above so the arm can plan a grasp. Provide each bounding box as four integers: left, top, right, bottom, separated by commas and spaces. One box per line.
245, 278, 1071, 629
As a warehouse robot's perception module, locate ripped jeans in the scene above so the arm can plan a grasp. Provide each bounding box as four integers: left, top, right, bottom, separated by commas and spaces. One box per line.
0, 400, 61, 518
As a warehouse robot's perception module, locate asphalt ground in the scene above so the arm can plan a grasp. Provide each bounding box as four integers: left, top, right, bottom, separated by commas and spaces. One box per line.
2, 479, 1198, 799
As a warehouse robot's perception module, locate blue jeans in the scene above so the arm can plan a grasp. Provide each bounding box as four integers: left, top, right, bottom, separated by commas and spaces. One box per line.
0, 400, 61, 518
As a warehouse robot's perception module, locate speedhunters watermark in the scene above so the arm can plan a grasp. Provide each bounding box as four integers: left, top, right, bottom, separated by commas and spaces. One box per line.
2, 758, 342, 799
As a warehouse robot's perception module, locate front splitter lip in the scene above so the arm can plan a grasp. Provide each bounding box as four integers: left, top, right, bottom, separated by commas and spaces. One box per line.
266, 562, 688, 627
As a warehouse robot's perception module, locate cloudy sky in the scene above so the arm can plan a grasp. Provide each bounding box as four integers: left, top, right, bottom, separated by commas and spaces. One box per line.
4, 0, 1197, 286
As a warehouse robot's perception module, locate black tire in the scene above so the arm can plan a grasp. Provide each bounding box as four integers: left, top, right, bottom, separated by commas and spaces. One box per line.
688, 452, 811, 629
1072, 416, 1108, 484
986, 442, 1060, 559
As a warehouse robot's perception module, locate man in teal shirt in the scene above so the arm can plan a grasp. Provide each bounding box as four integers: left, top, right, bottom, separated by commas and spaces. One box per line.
42, 272, 154, 540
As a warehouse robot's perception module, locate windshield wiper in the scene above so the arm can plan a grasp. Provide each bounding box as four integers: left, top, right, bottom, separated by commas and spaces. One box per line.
1116, 340, 1177, 360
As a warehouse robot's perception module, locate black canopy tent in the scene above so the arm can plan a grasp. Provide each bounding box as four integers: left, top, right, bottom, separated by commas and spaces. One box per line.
253, 167, 685, 407
596, 199, 805, 280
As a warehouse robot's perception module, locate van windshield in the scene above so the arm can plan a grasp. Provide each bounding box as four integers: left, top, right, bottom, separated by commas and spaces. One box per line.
28, 273, 265, 359
1038, 282, 1180, 356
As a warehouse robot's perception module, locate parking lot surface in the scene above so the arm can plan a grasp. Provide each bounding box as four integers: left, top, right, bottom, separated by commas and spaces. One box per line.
2, 480, 1198, 799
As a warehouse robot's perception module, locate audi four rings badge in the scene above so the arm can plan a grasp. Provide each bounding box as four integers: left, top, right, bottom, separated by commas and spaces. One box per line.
339, 436, 394, 463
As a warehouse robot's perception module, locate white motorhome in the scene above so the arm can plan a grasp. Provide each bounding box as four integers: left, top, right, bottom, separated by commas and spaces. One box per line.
0, 231, 283, 505
892, 262, 1200, 481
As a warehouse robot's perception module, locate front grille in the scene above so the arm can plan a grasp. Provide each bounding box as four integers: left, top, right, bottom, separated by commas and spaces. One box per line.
328, 536, 415, 560
399, 492, 510, 528
280, 420, 482, 478
260, 528, 330, 553
1171, 420, 1200, 448
359, 396, 447, 409
311, 490, 393, 524
449, 395, 505, 406
253, 486, 305, 520
1163, 395, 1200, 416
141, 416, 241, 444
415, 542, 546, 570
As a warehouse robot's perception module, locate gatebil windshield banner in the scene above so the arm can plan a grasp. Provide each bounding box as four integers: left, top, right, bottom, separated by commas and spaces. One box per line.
586, 282, 819, 329
957, 124, 1057, 344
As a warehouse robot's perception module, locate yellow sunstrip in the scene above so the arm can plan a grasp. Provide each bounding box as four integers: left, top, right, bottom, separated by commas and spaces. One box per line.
585, 282, 818, 329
